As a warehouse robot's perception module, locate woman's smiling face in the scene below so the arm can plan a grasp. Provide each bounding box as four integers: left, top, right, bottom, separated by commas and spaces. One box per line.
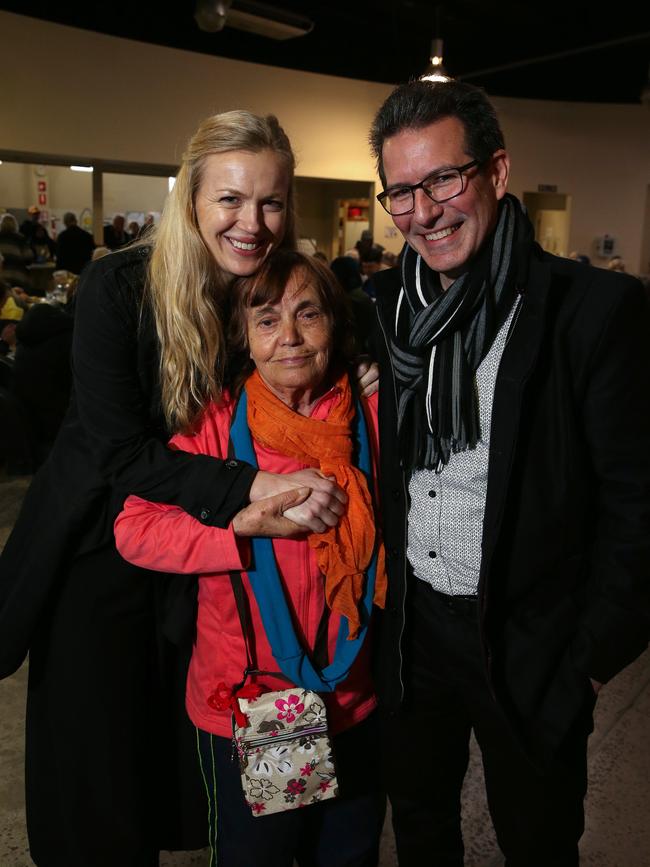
195, 149, 290, 278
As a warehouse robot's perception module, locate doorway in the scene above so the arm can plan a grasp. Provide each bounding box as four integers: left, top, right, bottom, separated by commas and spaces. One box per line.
295, 177, 374, 261
523, 192, 572, 258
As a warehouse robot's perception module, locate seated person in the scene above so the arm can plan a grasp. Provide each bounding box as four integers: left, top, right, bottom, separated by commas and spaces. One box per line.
0, 279, 24, 328
12, 302, 74, 459
0, 214, 34, 292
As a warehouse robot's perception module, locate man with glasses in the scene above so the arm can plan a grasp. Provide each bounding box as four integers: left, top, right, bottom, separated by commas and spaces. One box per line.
369, 78, 650, 865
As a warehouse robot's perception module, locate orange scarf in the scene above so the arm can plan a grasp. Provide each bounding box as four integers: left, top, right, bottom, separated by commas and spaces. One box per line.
246, 369, 386, 639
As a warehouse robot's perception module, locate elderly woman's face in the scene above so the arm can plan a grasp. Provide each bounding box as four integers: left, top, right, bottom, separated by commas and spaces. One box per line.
195, 149, 290, 279
246, 271, 333, 402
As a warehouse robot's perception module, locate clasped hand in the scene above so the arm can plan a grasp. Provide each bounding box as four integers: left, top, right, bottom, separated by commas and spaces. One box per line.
232, 468, 347, 538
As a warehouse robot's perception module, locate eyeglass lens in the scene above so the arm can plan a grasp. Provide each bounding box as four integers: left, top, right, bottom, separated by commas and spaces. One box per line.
383, 168, 464, 215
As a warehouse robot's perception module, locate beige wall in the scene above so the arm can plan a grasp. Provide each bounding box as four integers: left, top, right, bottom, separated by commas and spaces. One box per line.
103, 173, 169, 217
498, 97, 650, 271
2, 11, 649, 271
0, 163, 93, 215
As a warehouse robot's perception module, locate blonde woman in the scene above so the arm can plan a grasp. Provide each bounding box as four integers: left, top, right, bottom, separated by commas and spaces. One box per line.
0, 111, 374, 867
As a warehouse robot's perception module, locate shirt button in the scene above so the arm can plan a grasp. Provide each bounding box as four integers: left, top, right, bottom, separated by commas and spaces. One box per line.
428, 490, 436, 498
225, 459, 239, 469
428, 551, 437, 559
392, 488, 400, 501
199, 508, 211, 522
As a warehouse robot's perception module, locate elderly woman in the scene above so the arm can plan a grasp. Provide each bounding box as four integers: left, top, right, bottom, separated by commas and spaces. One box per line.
0, 113, 376, 866
114, 251, 386, 867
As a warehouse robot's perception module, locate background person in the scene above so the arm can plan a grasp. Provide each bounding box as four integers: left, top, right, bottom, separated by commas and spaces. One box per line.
19, 205, 48, 245
607, 255, 626, 272
55, 211, 95, 274
369, 78, 650, 866
103, 213, 130, 249
330, 255, 375, 352
29, 222, 56, 263
0, 213, 34, 292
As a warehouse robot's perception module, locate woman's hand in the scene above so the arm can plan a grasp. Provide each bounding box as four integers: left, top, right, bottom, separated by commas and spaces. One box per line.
250, 469, 347, 534
355, 356, 379, 397
232, 486, 311, 537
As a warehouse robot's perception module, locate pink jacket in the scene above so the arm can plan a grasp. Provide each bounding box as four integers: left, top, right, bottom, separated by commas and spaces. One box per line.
114, 384, 380, 738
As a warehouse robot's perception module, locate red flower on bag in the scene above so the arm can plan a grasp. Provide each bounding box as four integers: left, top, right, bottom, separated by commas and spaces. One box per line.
318, 780, 332, 792
250, 802, 266, 814
300, 763, 314, 777
275, 694, 304, 723
285, 778, 306, 796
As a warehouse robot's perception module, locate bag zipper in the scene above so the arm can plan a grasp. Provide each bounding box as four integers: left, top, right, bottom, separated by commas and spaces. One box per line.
239, 723, 328, 750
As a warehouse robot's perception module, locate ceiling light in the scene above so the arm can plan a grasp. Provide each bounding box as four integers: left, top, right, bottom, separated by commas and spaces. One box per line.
70, 165, 94, 172
195, 0, 231, 32
421, 38, 451, 83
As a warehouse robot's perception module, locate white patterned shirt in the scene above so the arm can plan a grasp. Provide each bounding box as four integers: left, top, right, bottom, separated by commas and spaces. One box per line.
407, 298, 520, 595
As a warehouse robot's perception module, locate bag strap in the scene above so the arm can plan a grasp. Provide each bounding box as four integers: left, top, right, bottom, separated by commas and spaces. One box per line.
228, 382, 377, 693
229, 569, 330, 680
229, 569, 255, 673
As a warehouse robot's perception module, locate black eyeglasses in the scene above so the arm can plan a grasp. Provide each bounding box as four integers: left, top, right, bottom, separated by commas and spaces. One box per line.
377, 159, 481, 216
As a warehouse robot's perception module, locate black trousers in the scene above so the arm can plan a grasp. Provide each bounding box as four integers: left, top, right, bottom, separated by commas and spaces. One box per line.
197, 715, 386, 867
383, 578, 593, 867
25, 543, 207, 867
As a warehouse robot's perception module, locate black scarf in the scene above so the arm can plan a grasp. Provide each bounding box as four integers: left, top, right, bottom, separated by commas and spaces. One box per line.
391, 193, 534, 471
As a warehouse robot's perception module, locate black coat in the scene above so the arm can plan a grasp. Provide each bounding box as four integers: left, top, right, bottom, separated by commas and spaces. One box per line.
0, 247, 256, 676
0, 247, 257, 857
372, 247, 650, 761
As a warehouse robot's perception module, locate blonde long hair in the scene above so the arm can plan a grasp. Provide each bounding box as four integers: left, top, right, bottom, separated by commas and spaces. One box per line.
145, 111, 297, 432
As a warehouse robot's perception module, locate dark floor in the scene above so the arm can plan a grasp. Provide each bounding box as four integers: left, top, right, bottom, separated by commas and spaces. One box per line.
1, 476, 649, 865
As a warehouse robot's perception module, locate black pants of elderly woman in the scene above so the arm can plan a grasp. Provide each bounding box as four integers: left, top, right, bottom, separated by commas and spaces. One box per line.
197, 714, 385, 867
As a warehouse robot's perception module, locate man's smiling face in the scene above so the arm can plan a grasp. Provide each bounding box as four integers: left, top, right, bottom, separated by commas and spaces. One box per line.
382, 116, 509, 289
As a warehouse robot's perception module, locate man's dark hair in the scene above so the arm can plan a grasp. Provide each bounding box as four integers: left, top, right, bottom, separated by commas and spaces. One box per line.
369, 79, 506, 186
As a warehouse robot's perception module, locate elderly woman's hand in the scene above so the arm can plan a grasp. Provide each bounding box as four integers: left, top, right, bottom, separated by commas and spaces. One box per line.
355, 356, 379, 398
250, 468, 347, 534
232, 486, 311, 537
